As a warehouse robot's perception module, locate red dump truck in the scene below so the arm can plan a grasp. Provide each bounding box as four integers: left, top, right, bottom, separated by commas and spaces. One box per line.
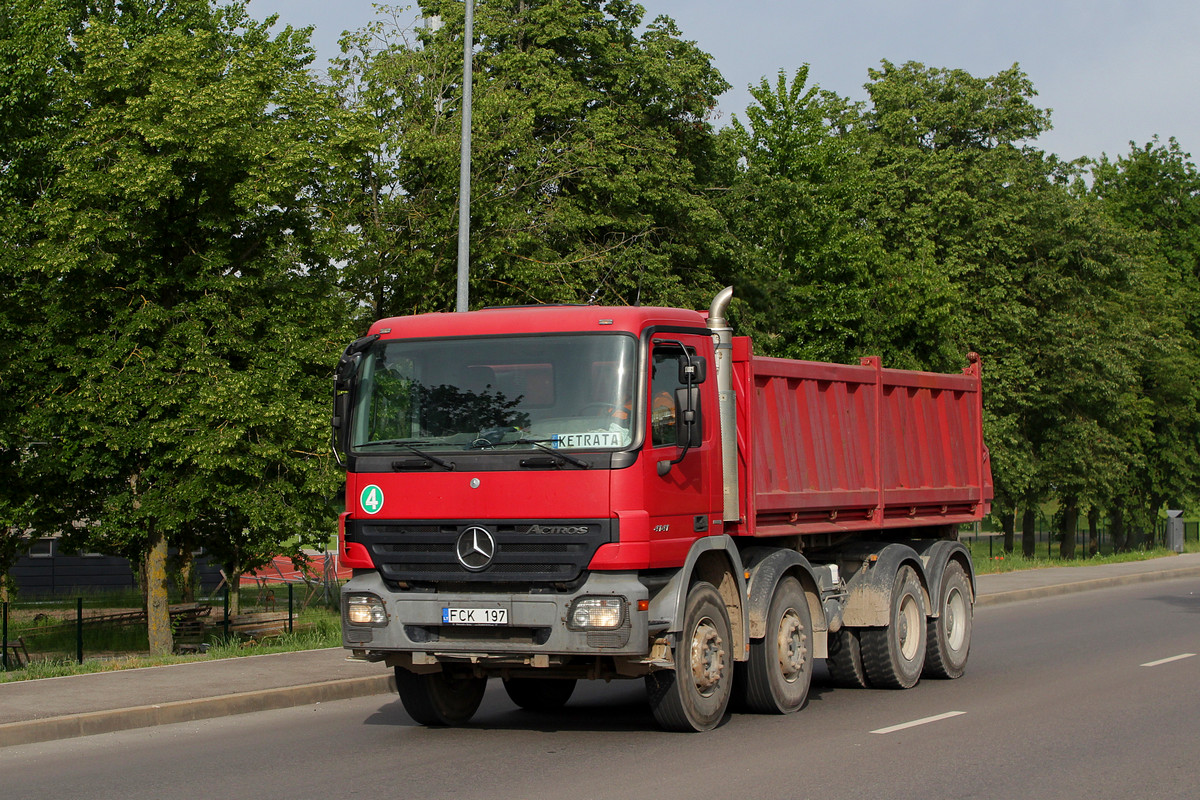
333, 288, 992, 731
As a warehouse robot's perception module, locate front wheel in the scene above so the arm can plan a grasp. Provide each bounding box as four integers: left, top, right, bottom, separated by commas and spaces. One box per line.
739, 576, 813, 714
923, 560, 972, 679
646, 581, 734, 732
395, 666, 487, 726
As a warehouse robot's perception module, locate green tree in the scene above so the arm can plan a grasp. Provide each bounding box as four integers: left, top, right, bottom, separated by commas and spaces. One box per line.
10, 0, 352, 649
718, 67, 883, 361
847, 60, 1161, 546
856, 60, 1055, 371
1021, 187, 1155, 556
1091, 138, 1200, 531
0, 0, 88, 598
329, 0, 729, 324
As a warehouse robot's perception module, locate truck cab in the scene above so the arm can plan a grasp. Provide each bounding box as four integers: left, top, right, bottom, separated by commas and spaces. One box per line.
335, 303, 738, 728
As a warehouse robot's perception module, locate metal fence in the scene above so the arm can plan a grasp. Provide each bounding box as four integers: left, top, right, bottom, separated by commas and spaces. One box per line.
1, 583, 326, 672
966, 519, 1199, 560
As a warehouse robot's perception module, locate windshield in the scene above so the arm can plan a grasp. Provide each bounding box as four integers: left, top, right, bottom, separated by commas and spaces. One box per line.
350, 334, 638, 453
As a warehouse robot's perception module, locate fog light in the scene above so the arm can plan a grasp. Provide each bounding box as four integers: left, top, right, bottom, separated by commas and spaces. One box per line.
346, 594, 387, 626
569, 597, 624, 630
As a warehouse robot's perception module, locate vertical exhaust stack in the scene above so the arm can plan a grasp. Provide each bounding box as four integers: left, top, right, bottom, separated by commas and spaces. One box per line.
707, 287, 740, 523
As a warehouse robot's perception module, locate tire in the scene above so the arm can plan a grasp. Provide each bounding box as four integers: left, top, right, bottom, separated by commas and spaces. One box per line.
503, 677, 577, 712
395, 666, 487, 726
826, 628, 869, 689
923, 560, 972, 679
739, 577, 813, 713
861, 565, 927, 689
645, 581, 734, 732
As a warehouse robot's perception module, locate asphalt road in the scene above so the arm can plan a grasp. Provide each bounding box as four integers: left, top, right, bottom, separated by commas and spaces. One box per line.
3, 577, 1197, 800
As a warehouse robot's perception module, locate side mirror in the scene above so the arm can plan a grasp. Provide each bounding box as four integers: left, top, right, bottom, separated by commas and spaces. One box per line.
332, 334, 379, 464
657, 386, 703, 477
336, 333, 378, 389
332, 391, 349, 431
335, 354, 359, 390
331, 387, 352, 466
678, 355, 706, 385
674, 387, 702, 448
332, 351, 362, 433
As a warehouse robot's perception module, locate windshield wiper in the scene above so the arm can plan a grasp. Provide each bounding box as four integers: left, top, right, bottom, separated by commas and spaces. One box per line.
356, 438, 430, 448
359, 440, 456, 471
398, 444, 455, 471
514, 438, 590, 469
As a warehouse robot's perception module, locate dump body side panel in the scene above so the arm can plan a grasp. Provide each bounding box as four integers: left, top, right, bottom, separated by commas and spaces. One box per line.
732, 337, 991, 538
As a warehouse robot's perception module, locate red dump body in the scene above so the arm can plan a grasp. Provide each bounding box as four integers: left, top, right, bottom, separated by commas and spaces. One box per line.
731, 337, 992, 538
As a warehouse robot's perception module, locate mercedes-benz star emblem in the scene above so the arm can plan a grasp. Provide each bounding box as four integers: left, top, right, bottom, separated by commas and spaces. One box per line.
456, 526, 496, 572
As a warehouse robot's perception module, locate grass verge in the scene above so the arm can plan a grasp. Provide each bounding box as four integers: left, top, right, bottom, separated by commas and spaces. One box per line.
1, 614, 341, 683
968, 540, 1199, 574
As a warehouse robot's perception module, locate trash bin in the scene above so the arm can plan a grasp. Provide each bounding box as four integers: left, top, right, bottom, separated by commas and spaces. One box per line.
1166, 510, 1184, 554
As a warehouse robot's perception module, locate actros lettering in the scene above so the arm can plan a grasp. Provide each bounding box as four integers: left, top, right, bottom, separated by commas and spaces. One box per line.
526, 524, 589, 535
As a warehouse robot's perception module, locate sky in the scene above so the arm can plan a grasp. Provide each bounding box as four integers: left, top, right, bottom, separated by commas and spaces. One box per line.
249, 0, 1200, 163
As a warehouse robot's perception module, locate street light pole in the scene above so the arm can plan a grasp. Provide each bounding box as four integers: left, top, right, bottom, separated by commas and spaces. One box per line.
455, 0, 474, 312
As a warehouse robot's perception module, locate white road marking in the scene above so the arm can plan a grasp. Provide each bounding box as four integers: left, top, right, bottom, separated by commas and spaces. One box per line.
870, 711, 966, 735
1140, 653, 1196, 668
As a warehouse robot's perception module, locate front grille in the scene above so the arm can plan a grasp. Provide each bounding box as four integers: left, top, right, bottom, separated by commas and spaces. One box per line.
347, 518, 616, 585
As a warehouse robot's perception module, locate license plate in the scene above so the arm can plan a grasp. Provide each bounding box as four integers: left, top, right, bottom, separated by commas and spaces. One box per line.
442, 607, 508, 625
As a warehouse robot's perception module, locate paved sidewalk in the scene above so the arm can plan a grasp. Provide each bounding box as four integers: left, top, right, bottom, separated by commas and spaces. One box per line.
973, 550, 1200, 605
3, 552, 1199, 747
0, 647, 394, 748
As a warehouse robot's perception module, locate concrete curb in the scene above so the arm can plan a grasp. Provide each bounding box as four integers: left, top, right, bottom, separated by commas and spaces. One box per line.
975, 564, 1200, 607
0, 673, 395, 749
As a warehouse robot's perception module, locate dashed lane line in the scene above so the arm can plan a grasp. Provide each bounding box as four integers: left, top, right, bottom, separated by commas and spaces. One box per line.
870, 711, 967, 735
1140, 653, 1196, 668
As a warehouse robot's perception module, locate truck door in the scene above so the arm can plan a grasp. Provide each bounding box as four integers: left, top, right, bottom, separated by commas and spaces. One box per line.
645, 337, 719, 564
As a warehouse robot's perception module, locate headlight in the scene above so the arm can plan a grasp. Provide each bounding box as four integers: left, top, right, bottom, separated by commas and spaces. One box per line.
345, 594, 387, 626
569, 597, 625, 630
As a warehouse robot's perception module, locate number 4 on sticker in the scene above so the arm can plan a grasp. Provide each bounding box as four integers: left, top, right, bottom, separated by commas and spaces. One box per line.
360, 484, 385, 515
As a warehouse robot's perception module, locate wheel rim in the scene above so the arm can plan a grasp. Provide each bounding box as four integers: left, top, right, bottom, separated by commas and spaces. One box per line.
897, 592, 922, 661
690, 616, 726, 697
944, 585, 968, 651
776, 608, 808, 683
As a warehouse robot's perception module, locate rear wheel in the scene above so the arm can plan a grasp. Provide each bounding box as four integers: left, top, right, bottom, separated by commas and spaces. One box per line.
861, 565, 927, 689
395, 666, 487, 726
826, 628, 869, 688
646, 581, 733, 732
503, 677, 577, 712
740, 577, 813, 713
924, 560, 972, 679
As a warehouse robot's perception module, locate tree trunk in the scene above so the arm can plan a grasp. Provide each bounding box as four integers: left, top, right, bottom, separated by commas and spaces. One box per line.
1021, 506, 1037, 558
1111, 508, 1127, 552
145, 525, 173, 656
225, 564, 241, 617
1151, 494, 1167, 547
1000, 509, 1015, 553
1059, 500, 1078, 559
176, 546, 196, 604
1087, 506, 1100, 556
1128, 526, 1143, 550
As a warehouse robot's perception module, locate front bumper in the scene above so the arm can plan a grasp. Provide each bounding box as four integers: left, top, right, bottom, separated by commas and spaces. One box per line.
341, 571, 650, 664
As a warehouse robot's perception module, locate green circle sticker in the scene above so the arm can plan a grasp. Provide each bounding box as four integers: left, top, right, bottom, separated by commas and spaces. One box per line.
360, 484, 385, 515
